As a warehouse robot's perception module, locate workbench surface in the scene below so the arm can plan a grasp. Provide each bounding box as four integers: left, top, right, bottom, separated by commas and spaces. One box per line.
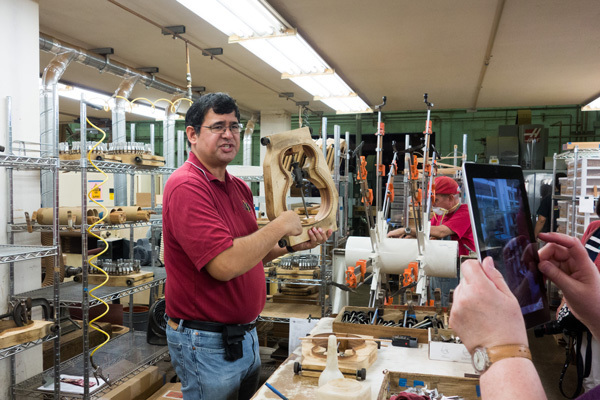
252, 318, 476, 400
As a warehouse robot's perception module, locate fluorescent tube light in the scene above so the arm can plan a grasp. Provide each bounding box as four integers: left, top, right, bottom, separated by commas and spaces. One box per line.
177, 0, 370, 113
582, 96, 600, 111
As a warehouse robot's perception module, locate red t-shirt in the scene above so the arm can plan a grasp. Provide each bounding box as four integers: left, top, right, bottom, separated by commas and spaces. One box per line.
162, 153, 265, 324
431, 204, 475, 256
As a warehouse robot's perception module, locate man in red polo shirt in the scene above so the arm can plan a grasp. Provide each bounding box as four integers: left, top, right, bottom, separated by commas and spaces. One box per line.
387, 175, 474, 305
162, 93, 332, 400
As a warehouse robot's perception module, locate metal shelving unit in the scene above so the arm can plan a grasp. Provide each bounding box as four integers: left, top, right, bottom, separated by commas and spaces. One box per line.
1, 96, 62, 398
13, 331, 168, 400
553, 147, 600, 238
3, 101, 169, 398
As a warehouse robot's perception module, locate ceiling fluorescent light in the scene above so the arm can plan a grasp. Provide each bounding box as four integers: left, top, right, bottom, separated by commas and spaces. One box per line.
582, 95, 600, 111
177, 0, 369, 113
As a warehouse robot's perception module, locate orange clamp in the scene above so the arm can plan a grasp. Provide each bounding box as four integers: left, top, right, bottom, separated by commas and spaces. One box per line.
346, 267, 357, 289
423, 120, 432, 135
378, 122, 385, 136
415, 188, 422, 205
425, 163, 432, 177
362, 188, 373, 206
386, 182, 394, 202
358, 156, 368, 181
410, 155, 419, 180
377, 164, 386, 176
384, 296, 394, 306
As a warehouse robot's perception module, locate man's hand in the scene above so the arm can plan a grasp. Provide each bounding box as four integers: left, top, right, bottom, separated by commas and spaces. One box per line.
387, 227, 410, 238
538, 232, 600, 337
291, 227, 333, 252
449, 257, 528, 353
276, 210, 303, 236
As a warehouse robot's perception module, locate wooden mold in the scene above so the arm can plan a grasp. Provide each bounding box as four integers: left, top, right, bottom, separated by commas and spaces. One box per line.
294, 332, 378, 380
0, 320, 54, 350
262, 127, 338, 246
73, 270, 154, 287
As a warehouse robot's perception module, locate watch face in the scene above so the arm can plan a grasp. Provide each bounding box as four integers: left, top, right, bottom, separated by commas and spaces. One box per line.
472, 348, 488, 372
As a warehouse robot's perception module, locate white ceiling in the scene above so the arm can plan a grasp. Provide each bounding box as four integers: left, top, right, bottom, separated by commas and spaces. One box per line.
39, 0, 600, 123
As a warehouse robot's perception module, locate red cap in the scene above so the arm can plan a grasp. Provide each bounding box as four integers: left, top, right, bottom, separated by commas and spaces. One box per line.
434, 176, 459, 194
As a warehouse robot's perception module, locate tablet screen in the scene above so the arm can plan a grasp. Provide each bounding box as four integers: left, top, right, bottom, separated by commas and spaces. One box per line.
463, 163, 549, 328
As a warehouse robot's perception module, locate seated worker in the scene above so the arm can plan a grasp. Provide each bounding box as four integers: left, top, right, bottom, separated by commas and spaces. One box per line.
449, 232, 600, 399
387, 175, 475, 305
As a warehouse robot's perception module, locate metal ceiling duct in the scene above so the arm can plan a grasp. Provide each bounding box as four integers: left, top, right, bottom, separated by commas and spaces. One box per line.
39, 33, 187, 96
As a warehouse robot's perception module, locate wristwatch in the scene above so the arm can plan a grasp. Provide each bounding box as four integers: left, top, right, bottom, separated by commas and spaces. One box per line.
471, 344, 531, 374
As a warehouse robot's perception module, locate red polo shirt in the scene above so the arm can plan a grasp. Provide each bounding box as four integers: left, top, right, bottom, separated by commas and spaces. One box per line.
162, 152, 265, 324
431, 204, 475, 256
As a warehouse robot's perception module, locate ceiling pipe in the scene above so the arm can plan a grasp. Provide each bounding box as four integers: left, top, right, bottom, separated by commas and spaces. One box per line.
40, 32, 186, 96
471, 0, 506, 110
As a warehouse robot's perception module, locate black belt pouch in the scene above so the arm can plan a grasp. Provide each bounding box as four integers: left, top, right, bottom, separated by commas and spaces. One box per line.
222, 325, 245, 361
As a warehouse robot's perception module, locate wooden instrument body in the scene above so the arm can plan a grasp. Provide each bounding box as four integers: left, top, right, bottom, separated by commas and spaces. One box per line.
262, 127, 338, 246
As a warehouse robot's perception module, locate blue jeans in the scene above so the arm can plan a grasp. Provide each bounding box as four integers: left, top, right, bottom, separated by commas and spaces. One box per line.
166, 320, 261, 400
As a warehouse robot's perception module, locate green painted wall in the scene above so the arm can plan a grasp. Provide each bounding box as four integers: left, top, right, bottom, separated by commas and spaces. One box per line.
292, 105, 600, 163
65, 105, 600, 168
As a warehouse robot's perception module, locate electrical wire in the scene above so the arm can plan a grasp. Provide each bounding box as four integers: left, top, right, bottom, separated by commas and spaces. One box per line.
84, 117, 112, 384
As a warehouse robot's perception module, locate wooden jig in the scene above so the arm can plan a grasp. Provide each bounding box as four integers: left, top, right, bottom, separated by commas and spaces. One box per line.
261, 127, 338, 247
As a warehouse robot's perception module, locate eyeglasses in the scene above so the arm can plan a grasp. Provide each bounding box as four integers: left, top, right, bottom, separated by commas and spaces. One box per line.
200, 123, 242, 135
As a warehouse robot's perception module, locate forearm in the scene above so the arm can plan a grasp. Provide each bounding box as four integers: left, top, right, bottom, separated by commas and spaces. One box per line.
206, 219, 290, 281
480, 358, 546, 400
263, 244, 289, 263
429, 224, 453, 238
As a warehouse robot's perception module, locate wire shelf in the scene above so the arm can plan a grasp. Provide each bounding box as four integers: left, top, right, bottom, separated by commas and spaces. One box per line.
14, 267, 166, 307
0, 245, 57, 263
13, 331, 169, 399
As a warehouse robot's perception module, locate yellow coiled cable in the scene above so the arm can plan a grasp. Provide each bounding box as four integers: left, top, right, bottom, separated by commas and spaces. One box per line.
84, 118, 111, 378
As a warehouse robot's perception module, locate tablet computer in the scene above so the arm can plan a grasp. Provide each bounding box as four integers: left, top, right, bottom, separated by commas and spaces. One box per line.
463, 162, 550, 329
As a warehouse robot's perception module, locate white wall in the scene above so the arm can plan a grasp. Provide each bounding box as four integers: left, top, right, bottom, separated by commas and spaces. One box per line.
0, 0, 43, 396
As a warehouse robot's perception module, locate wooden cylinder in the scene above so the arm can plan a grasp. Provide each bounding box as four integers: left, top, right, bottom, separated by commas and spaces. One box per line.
109, 210, 127, 224
35, 207, 79, 225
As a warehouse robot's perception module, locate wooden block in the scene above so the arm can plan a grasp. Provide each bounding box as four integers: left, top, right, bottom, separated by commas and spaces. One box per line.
74, 271, 154, 287
276, 267, 319, 279
280, 285, 318, 296
299, 333, 378, 377
43, 321, 113, 369
0, 320, 53, 350
97, 365, 164, 400
118, 153, 165, 167
272, 292, 320, 304
145, 382, 182, 400
562, 142, 600, 151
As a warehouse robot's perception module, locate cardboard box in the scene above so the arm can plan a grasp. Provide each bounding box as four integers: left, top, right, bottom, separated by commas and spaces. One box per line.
332, 306, 447, 344
376, 370, 480, 400
146, 382, 183, 399
428, 328, 471, 364
98, 365, 164, 400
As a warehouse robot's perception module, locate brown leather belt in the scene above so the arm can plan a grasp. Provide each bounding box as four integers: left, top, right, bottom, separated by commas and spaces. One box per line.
167, 318, 255, 333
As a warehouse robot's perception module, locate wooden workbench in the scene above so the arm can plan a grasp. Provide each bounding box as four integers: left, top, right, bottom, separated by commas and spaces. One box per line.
251, 318, 476, 400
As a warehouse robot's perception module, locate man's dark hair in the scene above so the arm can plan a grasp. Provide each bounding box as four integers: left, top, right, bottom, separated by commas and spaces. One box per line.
185, 92, 240, 145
